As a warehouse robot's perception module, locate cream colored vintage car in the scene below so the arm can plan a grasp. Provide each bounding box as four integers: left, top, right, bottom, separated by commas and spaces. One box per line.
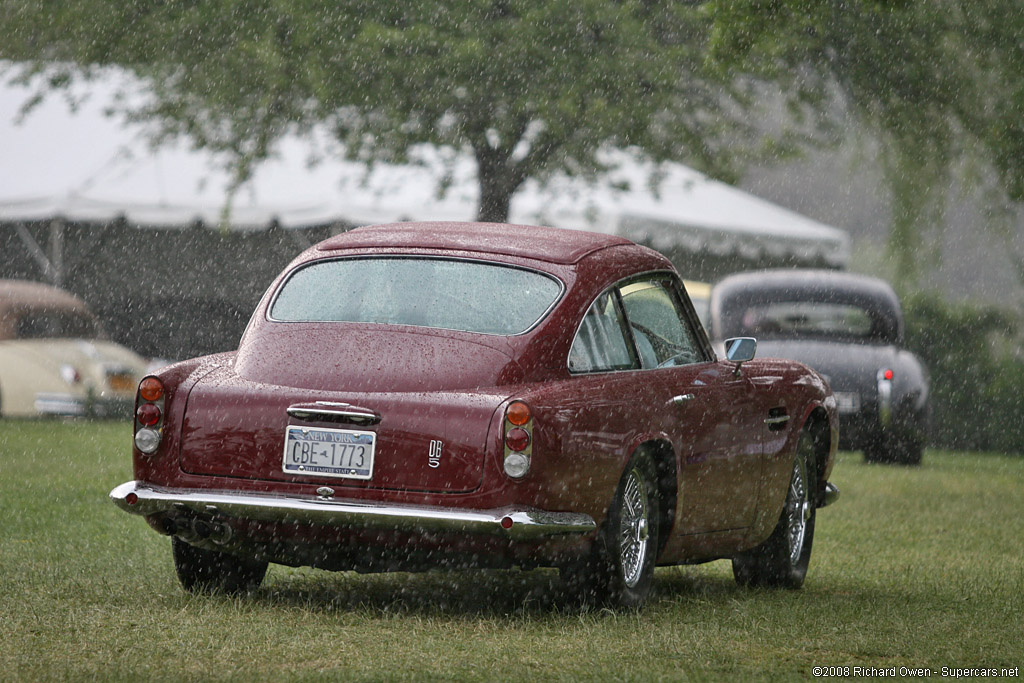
0, 280, 148, 417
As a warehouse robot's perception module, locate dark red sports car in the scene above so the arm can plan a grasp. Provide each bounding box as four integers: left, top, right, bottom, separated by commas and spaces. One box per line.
111, 222, 839, 608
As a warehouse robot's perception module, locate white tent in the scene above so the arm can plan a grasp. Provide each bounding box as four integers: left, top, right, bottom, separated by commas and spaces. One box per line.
0, 74, 849, 267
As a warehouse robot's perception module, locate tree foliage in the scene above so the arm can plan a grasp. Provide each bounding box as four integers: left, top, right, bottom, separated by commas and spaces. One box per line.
904, 294, 1023, 454
1, 1, 783, 222
1, 0, 1020, 257
704, 0, 1023, 289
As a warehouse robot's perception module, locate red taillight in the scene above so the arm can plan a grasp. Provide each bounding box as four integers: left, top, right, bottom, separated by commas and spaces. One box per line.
505, 427, 531, 452
136, 403, 161, 427
139, 377, 164, 402
883, 369, 894, 381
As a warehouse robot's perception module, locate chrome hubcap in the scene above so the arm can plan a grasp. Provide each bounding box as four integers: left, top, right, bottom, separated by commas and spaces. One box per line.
786, 456, 810, 566
619, 468, 650, 588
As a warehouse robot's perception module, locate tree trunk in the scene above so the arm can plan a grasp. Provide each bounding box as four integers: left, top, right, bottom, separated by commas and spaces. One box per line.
476, 175, 513, 223
474, 144, 519, 224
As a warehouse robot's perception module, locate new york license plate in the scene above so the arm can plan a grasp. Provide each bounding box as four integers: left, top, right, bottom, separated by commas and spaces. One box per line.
283, 426, 375, 480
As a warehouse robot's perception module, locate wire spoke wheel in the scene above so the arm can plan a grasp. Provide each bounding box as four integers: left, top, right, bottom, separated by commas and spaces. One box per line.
618, 466, 651, 588
731, 427, 818, 589
785, 454, 811, 567
562, 450, 660, 609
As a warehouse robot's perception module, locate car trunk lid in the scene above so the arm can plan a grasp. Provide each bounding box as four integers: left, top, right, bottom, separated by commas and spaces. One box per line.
177, 372, 505, 493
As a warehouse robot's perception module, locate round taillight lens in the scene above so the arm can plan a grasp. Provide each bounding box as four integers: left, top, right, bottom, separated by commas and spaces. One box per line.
134, 428, 161, 454
883, 369, 894, 381
506, 400, 531, 426
137, 403, 161, 427
503, 452, 530, 478
505, 427, 531, 452
139, 377, 164, 402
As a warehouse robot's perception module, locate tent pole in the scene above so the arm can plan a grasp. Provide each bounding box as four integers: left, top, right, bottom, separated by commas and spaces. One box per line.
50, 218, 64, 287
13, 221, 59, 285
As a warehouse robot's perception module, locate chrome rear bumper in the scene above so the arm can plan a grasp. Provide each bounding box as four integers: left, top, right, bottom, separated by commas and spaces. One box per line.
109, 481, 596, 542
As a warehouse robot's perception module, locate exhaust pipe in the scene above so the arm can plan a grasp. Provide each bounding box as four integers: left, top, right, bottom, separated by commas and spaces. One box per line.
190, 517, 232, 544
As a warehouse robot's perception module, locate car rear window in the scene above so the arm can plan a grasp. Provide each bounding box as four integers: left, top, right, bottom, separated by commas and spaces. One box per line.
734, 302, 874, 340
270, 257, 562, 335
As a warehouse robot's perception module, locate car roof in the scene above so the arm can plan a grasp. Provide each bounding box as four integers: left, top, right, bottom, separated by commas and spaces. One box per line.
315, 221, 634, 265
713, 270, 900, 308
711, 269, 903, 343
0, 279, 92, 313
0, 279, 98, 340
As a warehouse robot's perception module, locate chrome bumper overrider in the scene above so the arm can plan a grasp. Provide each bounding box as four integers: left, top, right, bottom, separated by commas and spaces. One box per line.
109, 481, 596, 542
819, 482, 840, 509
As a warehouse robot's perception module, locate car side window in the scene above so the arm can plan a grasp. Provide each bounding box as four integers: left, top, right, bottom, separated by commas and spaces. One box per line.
619, 279, 703, 368
568, 291, 637, 373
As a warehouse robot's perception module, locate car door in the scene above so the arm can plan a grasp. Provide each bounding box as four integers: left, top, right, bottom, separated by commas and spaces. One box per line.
616, 276, 766, 535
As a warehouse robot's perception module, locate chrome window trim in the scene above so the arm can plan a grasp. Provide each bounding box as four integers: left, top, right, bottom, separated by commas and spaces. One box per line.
567, 269, 713, 375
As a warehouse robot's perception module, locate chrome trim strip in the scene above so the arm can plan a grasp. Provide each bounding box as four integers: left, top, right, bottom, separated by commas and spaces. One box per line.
109, 481, 596, 542
286, 406, 382, 425
34, 393, 86, 416
764, 415, 791, 426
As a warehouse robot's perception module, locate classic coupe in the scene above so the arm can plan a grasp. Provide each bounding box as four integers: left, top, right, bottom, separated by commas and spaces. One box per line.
111, 222, 839, 608
0, 279, 148, 417
710, 270, 929, 465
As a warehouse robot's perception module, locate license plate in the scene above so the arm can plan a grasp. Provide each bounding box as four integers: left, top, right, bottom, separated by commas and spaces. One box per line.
107, 372, 136, 392
834, 392, 861, 414
283, 426, 375, 480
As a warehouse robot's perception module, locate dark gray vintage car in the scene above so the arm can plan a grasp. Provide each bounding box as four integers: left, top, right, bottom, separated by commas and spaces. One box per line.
710, 270, 929, 465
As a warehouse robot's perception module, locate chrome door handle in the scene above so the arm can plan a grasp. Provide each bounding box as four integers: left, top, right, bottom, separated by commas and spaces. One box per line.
670, 394, 695, 407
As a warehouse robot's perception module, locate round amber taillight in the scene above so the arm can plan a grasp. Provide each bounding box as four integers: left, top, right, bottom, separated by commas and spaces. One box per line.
506, 401, 531, 426
139, 377, 164, 402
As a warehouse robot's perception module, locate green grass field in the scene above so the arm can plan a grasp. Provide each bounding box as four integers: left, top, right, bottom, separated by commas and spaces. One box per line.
1, 420, 1021, 681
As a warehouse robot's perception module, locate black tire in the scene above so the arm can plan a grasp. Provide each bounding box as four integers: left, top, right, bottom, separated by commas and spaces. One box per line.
562, 451, 660, 609
894, 436, 924, 466
864, 434, 923, 466
732, 429, 816, 589
172, 537, 268, 594
863, 438, 888, 464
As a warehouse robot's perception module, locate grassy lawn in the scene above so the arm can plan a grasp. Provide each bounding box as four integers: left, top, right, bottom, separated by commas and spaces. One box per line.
1, 420, 1021, 681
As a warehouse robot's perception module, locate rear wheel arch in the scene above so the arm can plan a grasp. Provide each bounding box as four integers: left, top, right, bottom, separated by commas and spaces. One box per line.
633, 439, 677, 557
804, 407, 832, 490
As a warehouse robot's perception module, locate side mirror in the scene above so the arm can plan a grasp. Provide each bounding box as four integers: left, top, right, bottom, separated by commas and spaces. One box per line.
724, 337, 757, 375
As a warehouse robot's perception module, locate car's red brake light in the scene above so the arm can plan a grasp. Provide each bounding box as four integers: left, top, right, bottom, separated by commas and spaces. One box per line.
136, 403, 161, 427
505, 427, 531, 452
